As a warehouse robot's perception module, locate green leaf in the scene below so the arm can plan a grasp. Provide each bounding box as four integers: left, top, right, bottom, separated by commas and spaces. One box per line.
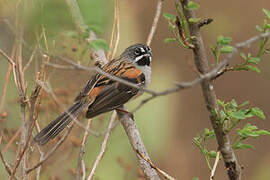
230, 99, 238, 107
255, 25, 263, 32
257, 130, 270, 135
220, 45, 234, 53
248, 57, 260, 64
90, 39, 110, 50
263, 8, 270, 19
250, 107, 266, 119
217, 99, 225, 107
240, 52, 247, 60
217, 36, 232, 45
220, 110, 227, 122
164, 38, 177, 43
163, 13, 176, 21
188, 17, 200, 23
186, 1, 200, 10
246, 65, 261, 73
233, 142, 254, 149
228, 110, 246, 120
239, 101, 249, 107
204, 129, 215, 139
208, 150, 217, 158
192, 177, 199, 180
263, 21, 270, 29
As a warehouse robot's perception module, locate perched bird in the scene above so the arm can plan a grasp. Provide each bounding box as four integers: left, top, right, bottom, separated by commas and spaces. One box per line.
34, 43, 152, 145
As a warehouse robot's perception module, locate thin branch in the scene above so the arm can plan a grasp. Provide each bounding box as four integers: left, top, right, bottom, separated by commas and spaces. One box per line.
76, 118, 92, 180
2, 128, 21, 153
0, 64, 12, 113
87, 111, 117, 180
26, 124, 74, 174
119, 111, 160, 179
111, 0, 120, 60
0, 48, 16, 66
0, 136, 18, 180
210, 151, 220, 180
136, 150, 176, 180
146, 0, 163, 46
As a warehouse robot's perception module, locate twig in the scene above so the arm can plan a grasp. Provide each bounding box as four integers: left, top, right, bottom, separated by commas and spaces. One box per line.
10, 73, 42, 179
35, 146, 44, 180
2, 128, 21, 153
0, 64, 12, 113
198, 18, 213, 28
0, 136, 18, 180
210, 151, 220, 180
107, 0, 118, 60
87, 111, 117, 180
111, 0, 120, 60
76, 119, 92, 180
136, 150, 176, 180
176, 16, 195, 49
23, 46, 37, 72
146, 0, 163, 46
26, 123, 74, 174
0, 48, 16, 66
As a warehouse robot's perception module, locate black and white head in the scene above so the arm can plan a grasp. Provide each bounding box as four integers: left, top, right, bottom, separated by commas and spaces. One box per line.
120, 43, 152, 67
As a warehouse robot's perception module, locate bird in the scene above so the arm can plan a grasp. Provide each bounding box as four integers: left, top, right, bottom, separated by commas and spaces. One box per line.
34, 43, 152, 145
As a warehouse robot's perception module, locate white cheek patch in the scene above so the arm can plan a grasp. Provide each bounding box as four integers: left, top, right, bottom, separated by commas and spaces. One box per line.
135, 55, 144, 62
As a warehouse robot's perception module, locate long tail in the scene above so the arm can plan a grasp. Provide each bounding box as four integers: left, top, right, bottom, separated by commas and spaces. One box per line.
34, 101, 89, 145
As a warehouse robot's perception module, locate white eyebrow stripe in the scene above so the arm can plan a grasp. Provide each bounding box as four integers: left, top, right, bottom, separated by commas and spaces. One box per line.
140, 47, 145, 52
135, 54, 144, 62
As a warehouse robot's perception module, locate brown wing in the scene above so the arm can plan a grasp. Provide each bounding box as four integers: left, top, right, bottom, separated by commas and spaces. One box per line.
85, 60, 145, 118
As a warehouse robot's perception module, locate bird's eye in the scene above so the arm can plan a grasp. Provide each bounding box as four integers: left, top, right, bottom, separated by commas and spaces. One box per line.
134, 48, 140, 55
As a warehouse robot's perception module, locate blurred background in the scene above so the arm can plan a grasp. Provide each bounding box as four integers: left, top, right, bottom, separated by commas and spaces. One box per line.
0, 0, 270, 179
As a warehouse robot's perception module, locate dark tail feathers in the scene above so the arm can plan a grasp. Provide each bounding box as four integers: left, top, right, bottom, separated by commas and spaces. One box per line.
34, 101, 89, 145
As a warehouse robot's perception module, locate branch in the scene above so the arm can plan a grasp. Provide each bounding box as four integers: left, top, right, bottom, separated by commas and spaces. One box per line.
210, 151, 220, 180
0, 136, 18, 180
180, 0, 242, 179
87, 111, 116, 180
76, 118, 92, 180
26, 124, 74, 174
118, 111, 160, 180
146, 0, 163, 46
136, 150, 176, 180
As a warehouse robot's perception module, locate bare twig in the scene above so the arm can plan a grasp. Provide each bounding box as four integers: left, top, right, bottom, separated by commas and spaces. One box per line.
76, 119, 92, 180
146, 0, 163, 46
210, 151, 220, 180
35, 146, 44, 180
10, 73, 42, 179
111, 0, 120, 60
136, 150, 176, 180
0, 48, 16, 66
26, 124, 74, 174
2, 128, 21, 153
0, 136, 18, 180
87, 111, 117, 180
0, 64, 12, 113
